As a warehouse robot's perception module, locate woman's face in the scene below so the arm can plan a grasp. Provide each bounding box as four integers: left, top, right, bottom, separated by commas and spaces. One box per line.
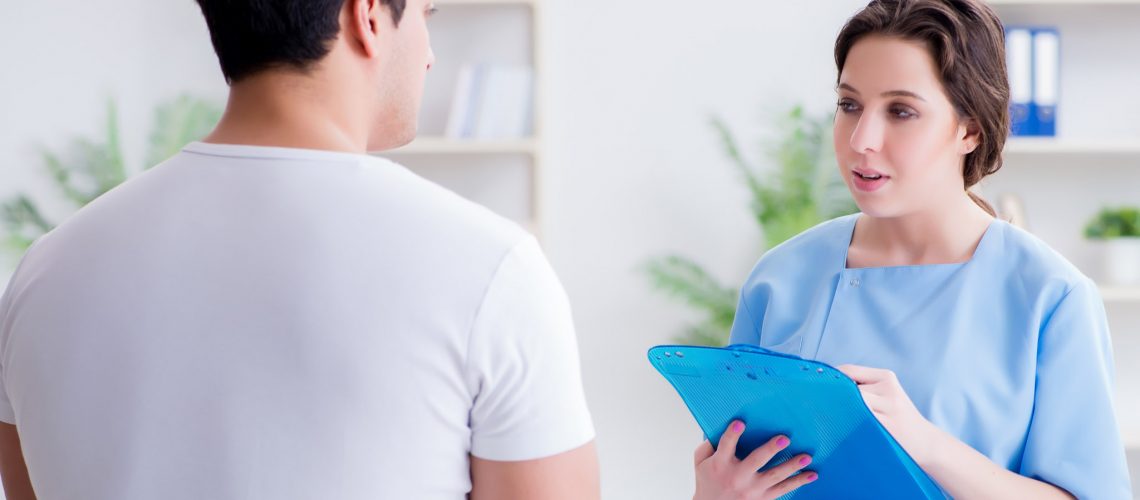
833, 35, 979, 218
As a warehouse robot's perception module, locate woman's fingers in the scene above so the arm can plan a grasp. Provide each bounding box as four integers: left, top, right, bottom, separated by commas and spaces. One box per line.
693, 425, 822, 500
858, 386, 894, 416
765, 469, 820, 499
694, 439, 714, 466
715, 420, 746, 464
740, 434, 791, 474
755, 453, 815, 489
837, 364, 894, 385
858, 385, 884, 405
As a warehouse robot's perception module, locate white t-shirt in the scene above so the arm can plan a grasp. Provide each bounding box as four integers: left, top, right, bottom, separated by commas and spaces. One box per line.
0, 142, 594, 499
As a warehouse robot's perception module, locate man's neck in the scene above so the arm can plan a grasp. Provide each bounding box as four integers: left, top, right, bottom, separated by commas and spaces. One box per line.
202, 71, 368, 154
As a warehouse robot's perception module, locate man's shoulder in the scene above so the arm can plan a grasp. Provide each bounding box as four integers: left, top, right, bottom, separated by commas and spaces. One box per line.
15, 148, 532, 290
362, 155, 528, 248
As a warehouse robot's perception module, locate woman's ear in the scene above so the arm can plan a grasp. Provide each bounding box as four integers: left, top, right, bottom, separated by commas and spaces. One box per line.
958, 118, 982, 155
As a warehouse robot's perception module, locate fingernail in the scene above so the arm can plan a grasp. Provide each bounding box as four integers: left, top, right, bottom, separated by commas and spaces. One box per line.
732, 421, 744, 433
799, 456, 812, 466
776, 436, 789, 448
806, 472, 818, 482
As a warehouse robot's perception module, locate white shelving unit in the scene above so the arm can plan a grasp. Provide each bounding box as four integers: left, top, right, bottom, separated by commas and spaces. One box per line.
1005, 139, 1140, 156
985, 0, 1140, 289
1003, 141, 1140, 305
379, 0, 545, 238
985, 2, 1140, 464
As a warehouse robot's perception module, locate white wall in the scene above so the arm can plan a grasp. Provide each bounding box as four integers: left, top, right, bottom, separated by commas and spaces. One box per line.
1, 1, 1137, 499
542, 1, 866, 496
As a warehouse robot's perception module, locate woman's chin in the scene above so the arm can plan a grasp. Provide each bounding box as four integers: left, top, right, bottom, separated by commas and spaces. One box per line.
851, 198, 902, 219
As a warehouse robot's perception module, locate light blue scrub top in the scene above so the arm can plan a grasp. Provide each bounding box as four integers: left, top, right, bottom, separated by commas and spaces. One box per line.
729, 214, 1132, 499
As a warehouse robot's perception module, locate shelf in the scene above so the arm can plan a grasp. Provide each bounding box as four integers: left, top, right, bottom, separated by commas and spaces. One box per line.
381, 137, 537, 155
1098, 284, 1140, 302
1004, 139, 1140, 156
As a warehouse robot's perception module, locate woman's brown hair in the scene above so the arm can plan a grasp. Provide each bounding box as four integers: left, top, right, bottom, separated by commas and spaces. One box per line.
835, 0, 1010, 216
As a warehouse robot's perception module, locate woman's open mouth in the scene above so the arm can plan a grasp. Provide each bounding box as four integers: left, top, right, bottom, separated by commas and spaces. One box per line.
852, 169, 890, 192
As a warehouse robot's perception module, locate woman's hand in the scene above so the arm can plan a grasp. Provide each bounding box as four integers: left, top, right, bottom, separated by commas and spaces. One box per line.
837, 365, 939, 466
692, 420, 818, 500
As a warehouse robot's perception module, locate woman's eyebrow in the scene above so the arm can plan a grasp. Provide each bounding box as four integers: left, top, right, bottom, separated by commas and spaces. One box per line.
838, 83, 927, 102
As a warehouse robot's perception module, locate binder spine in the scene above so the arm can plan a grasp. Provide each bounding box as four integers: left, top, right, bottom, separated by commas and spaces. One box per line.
1006, 27, 1035, 136
1033, 28, 1060, 137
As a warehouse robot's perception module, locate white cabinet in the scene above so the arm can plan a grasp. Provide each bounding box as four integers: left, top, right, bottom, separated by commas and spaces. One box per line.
379, 0, 545, 238
986, 0, 1140, 453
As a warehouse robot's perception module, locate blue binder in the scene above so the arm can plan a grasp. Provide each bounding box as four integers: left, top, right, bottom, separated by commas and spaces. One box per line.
1006, 25, 1060, 137
1032, 28, 1060, 137
649, 344, 947, 499
1006, 27, 1035, 136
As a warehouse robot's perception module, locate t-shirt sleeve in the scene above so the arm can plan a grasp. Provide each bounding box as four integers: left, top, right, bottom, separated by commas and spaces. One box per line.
1018, 278, 1133, 499
0, 275, 18, 424
464, 237, 595, 461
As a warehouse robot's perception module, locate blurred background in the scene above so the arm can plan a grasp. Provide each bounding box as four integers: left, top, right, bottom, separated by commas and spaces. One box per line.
1, 0, 1137, 497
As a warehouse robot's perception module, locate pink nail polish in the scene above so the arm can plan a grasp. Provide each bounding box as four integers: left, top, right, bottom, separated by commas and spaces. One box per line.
799, 456, 812, 466
732, 421, 744, 433
806, 472, 818, 482
776, 437, 789, 447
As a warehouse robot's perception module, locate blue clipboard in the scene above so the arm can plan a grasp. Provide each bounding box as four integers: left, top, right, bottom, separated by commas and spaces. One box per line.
649, 344, 947, 499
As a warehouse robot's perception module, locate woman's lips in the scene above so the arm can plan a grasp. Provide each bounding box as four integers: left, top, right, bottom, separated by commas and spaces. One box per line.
852, 169, 890, 192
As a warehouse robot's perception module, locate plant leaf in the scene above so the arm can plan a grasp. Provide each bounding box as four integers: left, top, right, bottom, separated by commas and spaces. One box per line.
645, 255, 738, 326
145, 95, 223, 169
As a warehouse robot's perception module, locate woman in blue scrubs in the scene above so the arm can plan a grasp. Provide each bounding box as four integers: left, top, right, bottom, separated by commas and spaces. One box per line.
691, 1, 1132, 499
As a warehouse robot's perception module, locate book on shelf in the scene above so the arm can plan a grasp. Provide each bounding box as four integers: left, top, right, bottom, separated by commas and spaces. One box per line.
445, 63, 534, 141
1005, 26, 1059, 137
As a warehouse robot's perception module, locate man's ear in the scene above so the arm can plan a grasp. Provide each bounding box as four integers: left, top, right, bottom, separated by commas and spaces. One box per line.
958, 118, 982, 155
345, 0, 382, 59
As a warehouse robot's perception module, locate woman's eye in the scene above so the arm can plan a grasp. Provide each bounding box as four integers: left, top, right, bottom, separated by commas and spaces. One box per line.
890, 106, 917, 120
837, 100, 860, 113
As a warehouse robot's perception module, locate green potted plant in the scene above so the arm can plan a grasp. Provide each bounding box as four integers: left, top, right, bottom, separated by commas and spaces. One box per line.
1, 95, 222, 268
645, 106, 858, 346
1084, 207, 1140, 286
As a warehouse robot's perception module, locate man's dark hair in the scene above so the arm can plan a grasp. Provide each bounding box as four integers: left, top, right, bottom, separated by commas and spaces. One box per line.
194, 0, 408, 84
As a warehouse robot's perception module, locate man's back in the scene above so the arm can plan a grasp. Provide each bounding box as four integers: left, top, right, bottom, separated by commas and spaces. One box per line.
0, 142, 594, 499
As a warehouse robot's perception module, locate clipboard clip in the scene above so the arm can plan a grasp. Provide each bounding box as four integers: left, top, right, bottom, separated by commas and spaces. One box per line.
726, 343, 806, 362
